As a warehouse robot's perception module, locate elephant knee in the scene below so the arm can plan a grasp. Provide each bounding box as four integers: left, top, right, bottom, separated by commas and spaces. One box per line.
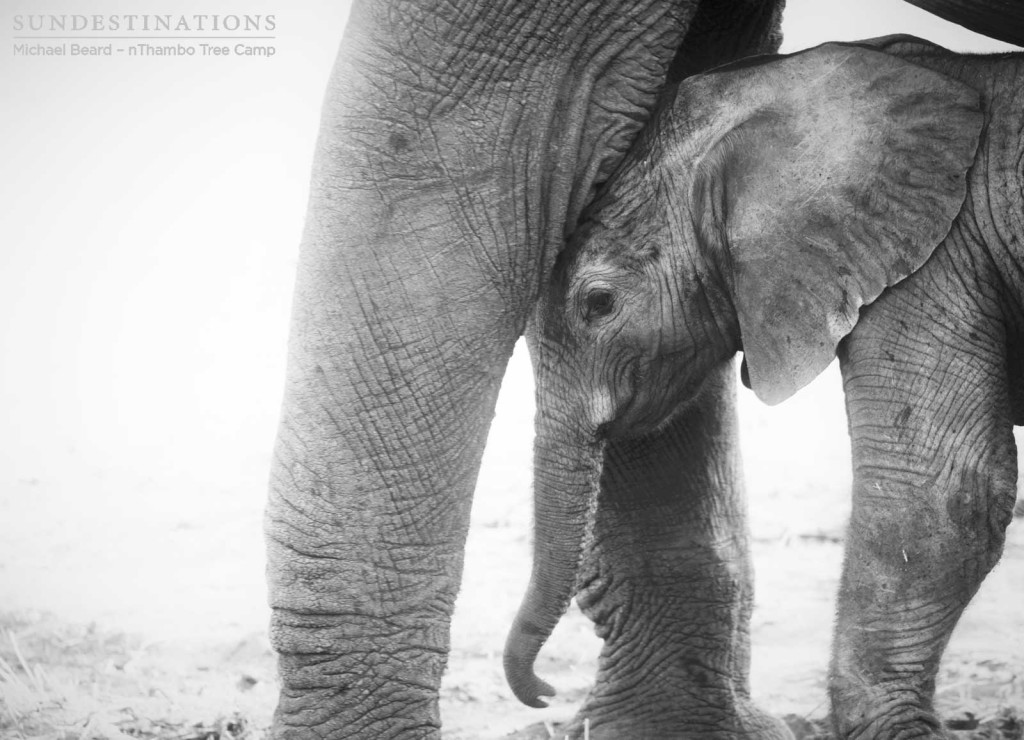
943, 457, 1017, 566
851, 452, 1015, 600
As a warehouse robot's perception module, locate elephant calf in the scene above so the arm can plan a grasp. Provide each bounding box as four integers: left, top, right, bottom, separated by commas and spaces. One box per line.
505, 35, 1023, 739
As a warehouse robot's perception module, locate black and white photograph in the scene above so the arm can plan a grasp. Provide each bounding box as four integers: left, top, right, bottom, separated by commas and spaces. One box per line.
2, 1, 1023, 738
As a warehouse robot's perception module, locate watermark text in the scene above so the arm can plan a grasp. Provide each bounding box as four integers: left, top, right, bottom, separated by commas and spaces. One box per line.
11, 14, 278, 60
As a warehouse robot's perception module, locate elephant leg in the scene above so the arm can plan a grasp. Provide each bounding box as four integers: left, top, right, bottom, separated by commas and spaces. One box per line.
265, 36, 524, 738
568, 361, 791, 739
831, 262, 1018, 739
267, 253, 518, 737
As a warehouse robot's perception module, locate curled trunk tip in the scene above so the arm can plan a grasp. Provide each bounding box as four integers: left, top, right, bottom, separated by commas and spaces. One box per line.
502, 617, 556, 707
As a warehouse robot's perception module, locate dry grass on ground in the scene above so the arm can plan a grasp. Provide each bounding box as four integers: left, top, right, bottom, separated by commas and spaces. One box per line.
0, 613, 275, 740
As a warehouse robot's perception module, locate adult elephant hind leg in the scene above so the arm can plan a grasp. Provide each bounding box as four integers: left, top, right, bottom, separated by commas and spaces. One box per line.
831, 266, 1018, 740
568, 362, 792, 740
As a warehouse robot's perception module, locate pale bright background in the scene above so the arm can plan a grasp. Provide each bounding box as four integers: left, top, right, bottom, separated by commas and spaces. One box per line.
0, 1, 1018, 731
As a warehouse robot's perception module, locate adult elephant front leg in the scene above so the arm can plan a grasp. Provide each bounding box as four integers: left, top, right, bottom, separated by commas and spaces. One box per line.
573, 362, 791, 739
266, 114, 520, 736
265, 2, 710, 738
831, 246, 1018, 739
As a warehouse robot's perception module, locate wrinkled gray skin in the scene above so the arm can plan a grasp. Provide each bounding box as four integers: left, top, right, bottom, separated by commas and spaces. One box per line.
266, 0, 1024, 736
513, 35, 1023, 739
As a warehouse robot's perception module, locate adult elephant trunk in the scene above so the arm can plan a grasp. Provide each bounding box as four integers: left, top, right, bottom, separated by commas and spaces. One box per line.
504, 327, 607, 708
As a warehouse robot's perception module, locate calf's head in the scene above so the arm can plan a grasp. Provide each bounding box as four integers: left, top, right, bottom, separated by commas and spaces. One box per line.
565, 40, 984, 429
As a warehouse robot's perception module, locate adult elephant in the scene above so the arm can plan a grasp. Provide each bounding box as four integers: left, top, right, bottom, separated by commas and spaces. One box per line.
265, 2, 1024, 738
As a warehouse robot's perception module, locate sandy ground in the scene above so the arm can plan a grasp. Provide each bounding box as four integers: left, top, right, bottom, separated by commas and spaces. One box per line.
1, 348, 1022, 738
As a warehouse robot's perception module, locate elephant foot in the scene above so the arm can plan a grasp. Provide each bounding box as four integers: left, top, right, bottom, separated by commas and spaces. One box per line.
831, 713, 953, 740
832, 722, 951, 740
558, 697, 794, 739
830, 682, 952, 740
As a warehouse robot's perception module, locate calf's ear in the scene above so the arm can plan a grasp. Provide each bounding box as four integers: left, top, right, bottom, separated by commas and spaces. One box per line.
694, 43, 982, 405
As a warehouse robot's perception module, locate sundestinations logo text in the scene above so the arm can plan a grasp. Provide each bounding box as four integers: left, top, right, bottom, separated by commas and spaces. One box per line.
13, 14, 276, 33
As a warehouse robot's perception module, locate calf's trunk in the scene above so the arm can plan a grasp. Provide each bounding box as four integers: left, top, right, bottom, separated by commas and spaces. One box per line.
503, 375, 605, 708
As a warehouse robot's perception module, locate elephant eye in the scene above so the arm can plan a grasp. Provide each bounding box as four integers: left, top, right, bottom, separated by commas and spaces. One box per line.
583, 288, 615, 321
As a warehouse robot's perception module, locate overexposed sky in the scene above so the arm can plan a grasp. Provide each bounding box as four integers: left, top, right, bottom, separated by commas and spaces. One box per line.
1, 1, 351, 484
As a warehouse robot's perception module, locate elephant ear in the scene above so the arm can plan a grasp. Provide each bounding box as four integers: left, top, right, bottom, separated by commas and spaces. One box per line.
694, 43, 982, 405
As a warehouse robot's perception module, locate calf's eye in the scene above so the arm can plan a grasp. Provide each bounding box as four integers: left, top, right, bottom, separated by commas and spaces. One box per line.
583, 288, 615, 321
